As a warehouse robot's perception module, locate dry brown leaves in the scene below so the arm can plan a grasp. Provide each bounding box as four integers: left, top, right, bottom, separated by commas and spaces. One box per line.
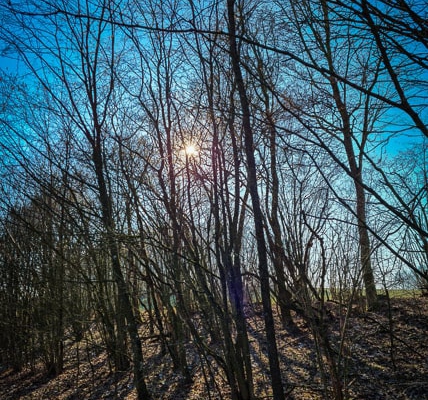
1, 296, 427, 399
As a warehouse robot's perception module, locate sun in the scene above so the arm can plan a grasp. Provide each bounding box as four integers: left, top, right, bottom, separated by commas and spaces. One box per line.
184, 144, 198, 157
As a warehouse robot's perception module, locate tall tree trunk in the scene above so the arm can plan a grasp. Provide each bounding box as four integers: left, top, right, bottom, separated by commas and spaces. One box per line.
212, 135, 249, 400
319, 0, 378, 310
329, 78, 378, 309
226, 1, 286, 398
266, 115, 296, 328
92, 141, 151, 399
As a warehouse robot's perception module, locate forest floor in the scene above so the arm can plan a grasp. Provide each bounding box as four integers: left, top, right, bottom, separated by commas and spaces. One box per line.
1, 295, 427, 399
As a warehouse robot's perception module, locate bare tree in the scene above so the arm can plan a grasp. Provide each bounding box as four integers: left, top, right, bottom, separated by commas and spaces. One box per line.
226, 0, 286, 398
0, 1, 151, 397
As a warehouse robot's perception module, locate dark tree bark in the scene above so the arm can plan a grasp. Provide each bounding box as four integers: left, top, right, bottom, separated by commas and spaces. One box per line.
91, 138, 150, 399
226, 1, 286, 398
318, 0, 378, 309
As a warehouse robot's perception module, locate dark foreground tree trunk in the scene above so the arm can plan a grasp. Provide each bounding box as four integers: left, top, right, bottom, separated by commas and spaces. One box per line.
92, 143, 151, 400
226, 1, 286, 398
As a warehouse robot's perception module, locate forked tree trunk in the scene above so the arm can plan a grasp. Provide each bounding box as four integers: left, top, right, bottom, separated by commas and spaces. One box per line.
319, 0, 378, 310
329, 79, 378, 310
